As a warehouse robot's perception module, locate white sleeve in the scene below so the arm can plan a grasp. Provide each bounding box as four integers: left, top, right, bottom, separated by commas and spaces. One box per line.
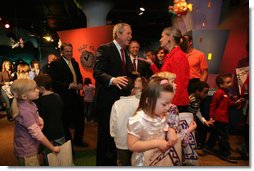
196, 110, 207, 124
110, 103, 117, 137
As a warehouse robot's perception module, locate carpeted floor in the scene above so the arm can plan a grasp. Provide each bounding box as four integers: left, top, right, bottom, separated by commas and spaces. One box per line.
0, 112, 249, 167
73, 149, 96, 166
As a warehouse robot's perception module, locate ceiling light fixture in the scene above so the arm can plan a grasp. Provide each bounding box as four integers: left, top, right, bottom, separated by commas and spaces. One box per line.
139, 7, 145, 12
138, 7, 145, 16
43, 34, 53, 42
5, 23, 10, 29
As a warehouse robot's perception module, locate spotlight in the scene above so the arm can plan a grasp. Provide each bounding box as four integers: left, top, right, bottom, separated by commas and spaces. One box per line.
139, 7, 145, 12
138, 7, 145, 15
43, 34, 53, 42
5, 23, 10, 29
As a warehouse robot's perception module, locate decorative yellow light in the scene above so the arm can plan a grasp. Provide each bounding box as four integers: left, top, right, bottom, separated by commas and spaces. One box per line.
43, 35, 53, 42
187, 3, 193, 12
208, 53, 212, 60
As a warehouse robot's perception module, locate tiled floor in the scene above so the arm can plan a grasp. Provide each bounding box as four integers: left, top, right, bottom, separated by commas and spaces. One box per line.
0, 113, 249, 166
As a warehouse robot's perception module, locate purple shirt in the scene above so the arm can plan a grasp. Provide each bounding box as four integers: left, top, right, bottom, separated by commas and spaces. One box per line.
14, 100, 41, 157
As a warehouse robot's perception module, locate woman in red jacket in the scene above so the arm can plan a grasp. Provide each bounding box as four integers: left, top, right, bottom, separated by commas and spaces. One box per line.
141, 27, 190, 112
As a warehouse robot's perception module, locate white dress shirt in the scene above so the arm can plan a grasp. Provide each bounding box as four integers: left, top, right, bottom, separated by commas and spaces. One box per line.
110, 95, 140, 149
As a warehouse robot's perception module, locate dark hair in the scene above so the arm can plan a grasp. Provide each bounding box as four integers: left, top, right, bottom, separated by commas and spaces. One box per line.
156, 47, 168, 55
194, 81, 209, 92
145, 49, 156, 55
121, 77, 135, 96
137, 76, 174, 117
30, 59, 40, 68
181, 35, 193, 53
215, 73, 232, 87
34, 74, 52, 90
84, 77, 92, 85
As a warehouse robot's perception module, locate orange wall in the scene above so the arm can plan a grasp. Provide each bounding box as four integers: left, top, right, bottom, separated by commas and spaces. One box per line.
57, 25, 114, 84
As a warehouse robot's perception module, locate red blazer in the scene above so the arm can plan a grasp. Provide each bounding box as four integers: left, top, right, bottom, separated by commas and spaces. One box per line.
150, 46, 190, 106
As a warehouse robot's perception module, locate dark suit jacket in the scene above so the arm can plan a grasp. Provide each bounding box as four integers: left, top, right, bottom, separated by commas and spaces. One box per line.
93, 41, 133, 113
49, 56, 83, 103
136, 60, 151, 79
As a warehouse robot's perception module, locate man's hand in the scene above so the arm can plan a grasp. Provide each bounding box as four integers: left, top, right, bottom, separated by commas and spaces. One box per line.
112, 76, 129, 89
69, 82, 82, 90
138, 57, 153, 65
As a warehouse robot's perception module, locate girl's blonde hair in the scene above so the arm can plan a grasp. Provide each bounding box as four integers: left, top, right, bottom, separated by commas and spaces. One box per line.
11, 78, 37, 99
152, 71, 176, 82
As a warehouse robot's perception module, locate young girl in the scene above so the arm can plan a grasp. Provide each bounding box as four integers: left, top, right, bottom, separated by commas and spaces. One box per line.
82, 77, 95, 123
127, 76, 177, 166
152, 71, 197, 165
11, 78, 60, 166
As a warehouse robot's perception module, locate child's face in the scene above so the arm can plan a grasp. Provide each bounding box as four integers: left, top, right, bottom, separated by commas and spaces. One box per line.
221, 77, 232, 89
197, 87, 209, 100
154, 91, 174, 117
134, 78, 143, 90
26, 87, 40, 101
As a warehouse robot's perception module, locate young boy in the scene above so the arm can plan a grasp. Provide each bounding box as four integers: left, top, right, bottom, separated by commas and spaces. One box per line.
203, 73, 244, 163
110, 76, 146, 166
188, 81, 214, 149
34, 74, 65, 165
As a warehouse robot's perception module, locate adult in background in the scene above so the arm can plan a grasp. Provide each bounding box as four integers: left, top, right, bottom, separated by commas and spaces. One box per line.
141, 27, 190, 112
41, 53, 58, 74
154, 47, 168, 70
0, 60, 17, 120
48, 43, 87, 147
93, 22, 132, 166
28, 60, 41, 80
128, 40, 150, 79
181, 34, 209, 149
144, 49, 156, 79
181, 35, 208, 94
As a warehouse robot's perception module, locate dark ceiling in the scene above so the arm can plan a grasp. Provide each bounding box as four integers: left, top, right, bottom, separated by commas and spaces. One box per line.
0, 0, 245, 47
0, 0, 173, 46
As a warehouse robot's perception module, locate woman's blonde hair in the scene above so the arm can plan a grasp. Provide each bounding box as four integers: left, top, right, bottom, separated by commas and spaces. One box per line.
162, 27, 182, 45
17, 64, 30, 79
2, 60, 12, 72
152, 71, 176, 82
11, 78, 37, 99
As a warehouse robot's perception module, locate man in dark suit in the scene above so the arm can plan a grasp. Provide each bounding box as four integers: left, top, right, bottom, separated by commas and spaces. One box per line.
128, 40, 151, 79
49, 43, 87, 147
93, 23, 133, 166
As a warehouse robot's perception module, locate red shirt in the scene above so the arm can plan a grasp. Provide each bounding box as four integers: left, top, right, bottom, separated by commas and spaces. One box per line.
209, 88, 234, 123
150, 46, 190, 106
